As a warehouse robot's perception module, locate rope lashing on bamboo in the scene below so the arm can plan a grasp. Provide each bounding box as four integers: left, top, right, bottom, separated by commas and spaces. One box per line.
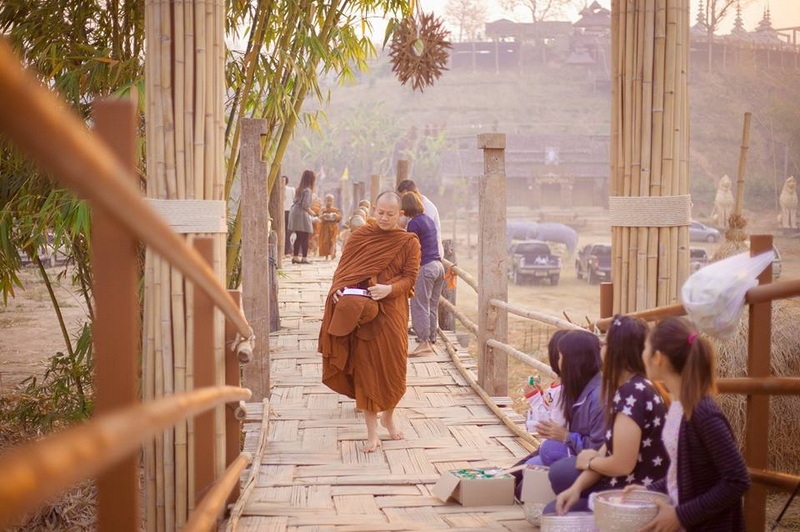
227, 333, 255, 364
146, 199, 227, 234
608, 195, 692, 227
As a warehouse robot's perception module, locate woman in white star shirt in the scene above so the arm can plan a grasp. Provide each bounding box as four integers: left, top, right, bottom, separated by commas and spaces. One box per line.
550, 315, 669, 515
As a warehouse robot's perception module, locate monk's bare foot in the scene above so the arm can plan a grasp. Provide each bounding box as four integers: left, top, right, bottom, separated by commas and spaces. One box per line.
380, 412, 404, 440
359, 437, 382, 453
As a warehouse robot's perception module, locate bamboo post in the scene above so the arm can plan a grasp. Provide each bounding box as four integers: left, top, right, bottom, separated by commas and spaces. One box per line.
240, 118, 270, 400
370, 174, 380, 207
193, 238, 216, 504
396, 159, 410, 187
92, 99, 140, 532
438, 239, 457, 332
743, 234, 772, 530
477, 133, 508, 396
224, 290, 243, 506
734, 112, 752, 217
600, 282, 614, 319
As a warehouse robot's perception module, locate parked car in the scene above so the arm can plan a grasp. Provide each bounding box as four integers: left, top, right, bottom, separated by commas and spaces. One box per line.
508, 240, 561, 285
690, 243, 781, 279
773, 245, 783, 280
575, 243, 611, 284
690, 247, 709, 273
689, 221, 721, 243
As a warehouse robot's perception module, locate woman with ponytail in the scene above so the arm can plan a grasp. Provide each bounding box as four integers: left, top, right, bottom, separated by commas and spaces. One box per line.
637, 317, 750, 531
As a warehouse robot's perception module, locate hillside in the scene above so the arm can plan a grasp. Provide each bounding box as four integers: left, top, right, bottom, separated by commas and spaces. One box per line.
281, 52, 800, 216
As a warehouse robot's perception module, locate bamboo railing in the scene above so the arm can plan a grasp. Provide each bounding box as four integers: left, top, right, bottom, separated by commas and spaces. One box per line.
0, 38, 253, 531
436, 134, 800, 532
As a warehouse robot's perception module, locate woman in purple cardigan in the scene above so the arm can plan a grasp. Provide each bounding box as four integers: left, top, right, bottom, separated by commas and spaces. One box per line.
639, 317, 751, 531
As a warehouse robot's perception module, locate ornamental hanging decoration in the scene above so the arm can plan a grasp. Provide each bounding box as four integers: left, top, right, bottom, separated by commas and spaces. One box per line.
389, 12, 451, 92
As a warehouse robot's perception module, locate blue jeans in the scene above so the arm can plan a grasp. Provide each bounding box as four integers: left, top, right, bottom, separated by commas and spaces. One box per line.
525, 439, 571, 467
542, 456, 594, 514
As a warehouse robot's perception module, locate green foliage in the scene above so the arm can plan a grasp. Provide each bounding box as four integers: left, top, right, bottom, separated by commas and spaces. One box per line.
0, 323, 94, 435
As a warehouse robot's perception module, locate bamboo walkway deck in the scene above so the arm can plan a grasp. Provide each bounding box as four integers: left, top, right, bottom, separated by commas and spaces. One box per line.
227, 260, 536, 531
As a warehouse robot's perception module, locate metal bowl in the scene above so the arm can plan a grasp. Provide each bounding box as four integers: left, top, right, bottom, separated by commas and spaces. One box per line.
591, 489, 671, 532
540, 511, 598, 532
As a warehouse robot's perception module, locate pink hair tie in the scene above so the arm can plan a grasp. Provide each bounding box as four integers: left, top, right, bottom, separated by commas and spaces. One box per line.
687, 333, 698, 345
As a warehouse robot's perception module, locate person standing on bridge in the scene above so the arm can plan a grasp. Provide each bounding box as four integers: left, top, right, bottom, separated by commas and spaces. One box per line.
319, 191, 421, 452
401, 191, 444, 356
288, 170, 316, 264
397, 179, 443, 258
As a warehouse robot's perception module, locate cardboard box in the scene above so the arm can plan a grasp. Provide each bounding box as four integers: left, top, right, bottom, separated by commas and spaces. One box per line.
432, 469, 515, 507
520, 466, 556, 504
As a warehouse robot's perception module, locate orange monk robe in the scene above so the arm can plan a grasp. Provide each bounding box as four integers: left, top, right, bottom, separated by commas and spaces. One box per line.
318, 206, 342, 258
319, 222, 421, 412
309, 197, 323, 255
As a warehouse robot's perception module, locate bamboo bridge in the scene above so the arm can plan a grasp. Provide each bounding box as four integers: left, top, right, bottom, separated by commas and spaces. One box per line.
224, 260, 535, 531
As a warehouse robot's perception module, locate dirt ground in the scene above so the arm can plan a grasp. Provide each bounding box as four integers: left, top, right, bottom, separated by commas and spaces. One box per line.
0, 266, 88, 390
2, 208, 797, 394
443, 209, 800, 397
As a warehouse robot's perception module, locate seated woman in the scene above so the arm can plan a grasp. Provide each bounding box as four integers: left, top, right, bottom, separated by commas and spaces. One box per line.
551, 315, 669, 515
513, 329, 605, 498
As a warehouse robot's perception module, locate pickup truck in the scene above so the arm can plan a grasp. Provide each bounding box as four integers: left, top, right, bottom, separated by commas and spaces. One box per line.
575, 243, 611, 284
508, 240, 561, 286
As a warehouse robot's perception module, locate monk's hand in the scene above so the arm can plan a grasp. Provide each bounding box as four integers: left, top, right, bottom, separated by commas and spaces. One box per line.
367, 283, 392, 300
332, 289, 343, 303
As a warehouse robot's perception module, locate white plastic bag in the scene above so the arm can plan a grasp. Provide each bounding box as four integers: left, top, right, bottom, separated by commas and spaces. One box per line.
681, 250, 774, 340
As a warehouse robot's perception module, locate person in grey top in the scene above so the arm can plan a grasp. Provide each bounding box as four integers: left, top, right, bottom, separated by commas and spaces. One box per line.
288, 170, 316, 264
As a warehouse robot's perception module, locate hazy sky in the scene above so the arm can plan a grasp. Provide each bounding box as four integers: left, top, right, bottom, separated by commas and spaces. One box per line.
395, 0, 800, 38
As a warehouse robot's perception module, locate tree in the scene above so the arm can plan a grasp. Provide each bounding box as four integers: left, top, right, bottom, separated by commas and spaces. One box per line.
445, 0, 488, 42
499, 0, 580, 23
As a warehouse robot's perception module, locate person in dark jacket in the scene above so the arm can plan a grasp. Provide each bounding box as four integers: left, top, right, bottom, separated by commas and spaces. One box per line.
513, 329, 605, 498
638, 317, 750, 531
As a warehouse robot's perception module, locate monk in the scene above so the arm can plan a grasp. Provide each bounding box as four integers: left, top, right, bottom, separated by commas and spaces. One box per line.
359, 200, 376, 224
319, 192, 421, 452
318, 194, 342, 259
309, 195, 323, 256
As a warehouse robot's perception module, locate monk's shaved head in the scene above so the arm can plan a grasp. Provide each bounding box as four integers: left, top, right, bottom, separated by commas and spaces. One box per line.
375, 191, 402, 209
374, 191, 403, 231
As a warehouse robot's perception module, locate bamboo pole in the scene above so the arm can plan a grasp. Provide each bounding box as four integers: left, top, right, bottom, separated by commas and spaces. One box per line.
653, 0, 669, 307
675, 0, 690, 293
160, 259, 175, 532
175, 0, 186, 201
153, 253, 165, 532
184, 0, 195, 199
183, 453, 252, 532
0, 386, 251, 529
193, 0, 206, 200
734, 112, 752, 217
642, 0, 657, 310
611, 0, 622, 314
161, 0, 177, 201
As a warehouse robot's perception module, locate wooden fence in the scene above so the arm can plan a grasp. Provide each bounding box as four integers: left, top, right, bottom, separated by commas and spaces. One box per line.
438, 132, 800, 531
0, 39, 252, 531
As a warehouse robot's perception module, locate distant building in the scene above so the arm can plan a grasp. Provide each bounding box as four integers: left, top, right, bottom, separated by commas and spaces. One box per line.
440, 134, 610, 209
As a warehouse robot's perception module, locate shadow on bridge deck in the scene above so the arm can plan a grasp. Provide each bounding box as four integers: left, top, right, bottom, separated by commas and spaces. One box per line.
226, 260, 536, 531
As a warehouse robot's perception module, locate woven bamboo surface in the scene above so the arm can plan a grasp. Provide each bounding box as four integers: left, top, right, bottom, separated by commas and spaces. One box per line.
226, 260, 535, 531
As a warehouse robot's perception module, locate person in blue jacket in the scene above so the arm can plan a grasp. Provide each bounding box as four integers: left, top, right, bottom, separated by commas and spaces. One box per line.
513, 329, 605, 498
